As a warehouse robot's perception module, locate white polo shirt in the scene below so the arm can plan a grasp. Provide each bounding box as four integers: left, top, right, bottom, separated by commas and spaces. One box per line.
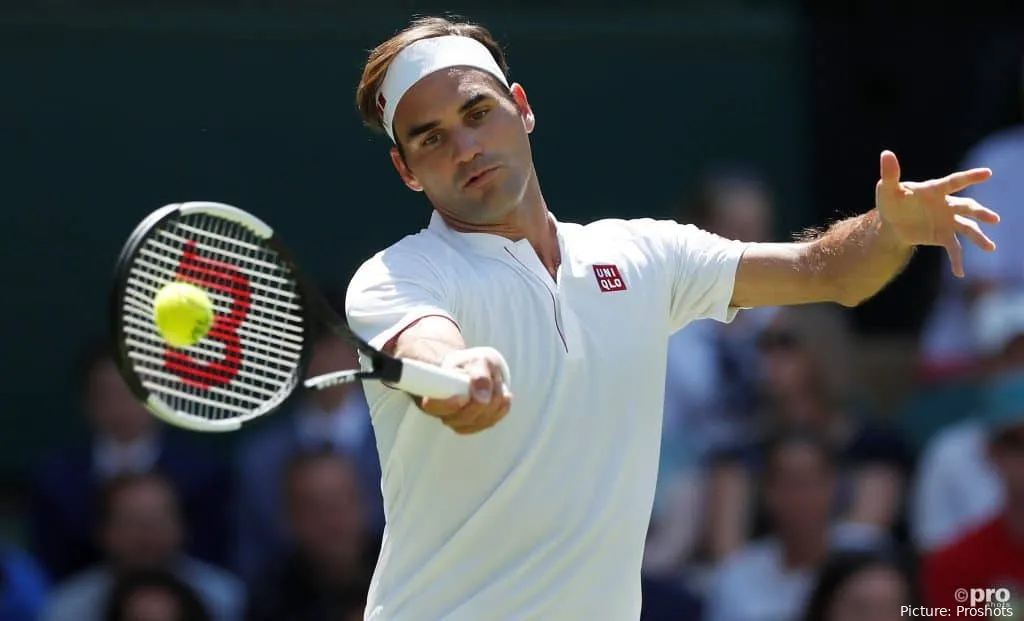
346, 211, 746, 621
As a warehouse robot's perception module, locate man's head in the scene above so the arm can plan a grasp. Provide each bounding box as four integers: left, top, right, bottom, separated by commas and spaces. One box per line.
982, 372, 1024, 502
680, 168, 774, 243
283, 450, 366, 567
356, 17, 537, 226
763, 428, 837, 540
76, 339, 156, 443
99, 473, 183, 571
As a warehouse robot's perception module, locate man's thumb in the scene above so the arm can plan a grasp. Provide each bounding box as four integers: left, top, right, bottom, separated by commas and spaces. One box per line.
879, 150, 901, 187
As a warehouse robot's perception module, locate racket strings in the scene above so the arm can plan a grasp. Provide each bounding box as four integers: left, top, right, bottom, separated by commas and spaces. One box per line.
120, 213, 306, 422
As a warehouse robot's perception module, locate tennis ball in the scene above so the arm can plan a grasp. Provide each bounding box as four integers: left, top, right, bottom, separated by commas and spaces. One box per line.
153, 281, 214, 348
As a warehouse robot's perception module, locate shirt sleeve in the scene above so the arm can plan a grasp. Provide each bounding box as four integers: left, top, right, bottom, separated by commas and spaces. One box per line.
345, 247, 457, 351
634, 220, 749, 333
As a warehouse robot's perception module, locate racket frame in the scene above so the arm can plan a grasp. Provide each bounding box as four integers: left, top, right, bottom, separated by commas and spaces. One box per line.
109, 202, 322, 432
109, 201, 456, 433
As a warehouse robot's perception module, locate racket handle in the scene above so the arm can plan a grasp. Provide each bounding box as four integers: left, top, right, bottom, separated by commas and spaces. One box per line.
396, 358, 472, 399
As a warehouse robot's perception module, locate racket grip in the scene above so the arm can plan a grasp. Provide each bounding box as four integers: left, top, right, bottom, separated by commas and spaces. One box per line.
396, 358, 472, 399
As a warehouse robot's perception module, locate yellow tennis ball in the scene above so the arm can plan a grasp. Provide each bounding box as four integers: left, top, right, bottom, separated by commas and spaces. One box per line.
153, 282, 215, 348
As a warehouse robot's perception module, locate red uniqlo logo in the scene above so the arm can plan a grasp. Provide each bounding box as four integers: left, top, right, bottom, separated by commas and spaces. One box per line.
593, 264, 627, 292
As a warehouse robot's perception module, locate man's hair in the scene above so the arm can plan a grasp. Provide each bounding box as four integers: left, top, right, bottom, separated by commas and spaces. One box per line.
355, 16, 511, 134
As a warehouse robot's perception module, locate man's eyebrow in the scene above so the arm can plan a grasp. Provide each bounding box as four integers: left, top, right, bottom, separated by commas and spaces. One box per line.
405, 93, 492, 142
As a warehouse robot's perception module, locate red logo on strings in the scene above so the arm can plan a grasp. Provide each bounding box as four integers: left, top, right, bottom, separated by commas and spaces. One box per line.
375, 93, 387, 118
163, 240, 251, 389
592, 264, 627, 292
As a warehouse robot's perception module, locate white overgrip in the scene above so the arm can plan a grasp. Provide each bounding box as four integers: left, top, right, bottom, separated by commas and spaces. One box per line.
395, 358, 472, 399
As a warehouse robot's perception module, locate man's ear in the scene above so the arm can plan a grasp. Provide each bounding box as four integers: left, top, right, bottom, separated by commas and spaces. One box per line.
510, 83, 535, 134
390, 146, 423, 192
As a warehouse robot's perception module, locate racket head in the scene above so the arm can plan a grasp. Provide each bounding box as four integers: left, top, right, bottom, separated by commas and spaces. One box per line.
109, 202, 314, 432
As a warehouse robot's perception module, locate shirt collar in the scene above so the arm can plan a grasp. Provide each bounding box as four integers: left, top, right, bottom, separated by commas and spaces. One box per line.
427, 210, 562, 256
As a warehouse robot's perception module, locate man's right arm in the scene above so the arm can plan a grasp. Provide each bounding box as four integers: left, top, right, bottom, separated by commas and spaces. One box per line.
382, 315, 465, 364
347, 250, 511, 434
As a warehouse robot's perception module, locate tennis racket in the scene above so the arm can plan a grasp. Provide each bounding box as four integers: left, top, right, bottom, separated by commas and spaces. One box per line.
109, 201, 471, 433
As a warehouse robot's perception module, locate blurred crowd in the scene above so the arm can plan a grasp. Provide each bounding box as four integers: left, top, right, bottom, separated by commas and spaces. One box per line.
0, 50, 1021, 621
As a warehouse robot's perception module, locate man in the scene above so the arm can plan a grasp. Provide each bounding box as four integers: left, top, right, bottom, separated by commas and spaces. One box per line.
234, 327, 383, 584
346, 16, 1000, 620
910, 290, 1024, 554
43, 473, 243, 621
244, 451, 376, 621
923, 371, 1024, 616
30, 341, 231, 582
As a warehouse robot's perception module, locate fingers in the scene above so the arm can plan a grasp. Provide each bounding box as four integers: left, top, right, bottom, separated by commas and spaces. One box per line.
878, 150, 902, 189
418, 354, 512, 434
945, 233, 965, 279
949, 197, 1000, 225
953, 213, 996, 252
932, 167, 992, 195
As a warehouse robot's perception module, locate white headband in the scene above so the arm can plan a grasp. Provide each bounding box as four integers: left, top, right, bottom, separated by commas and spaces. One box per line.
376, 35, 509, 142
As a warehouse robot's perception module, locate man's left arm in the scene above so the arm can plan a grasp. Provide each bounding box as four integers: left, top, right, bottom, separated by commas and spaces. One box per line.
731, 150, 999, 309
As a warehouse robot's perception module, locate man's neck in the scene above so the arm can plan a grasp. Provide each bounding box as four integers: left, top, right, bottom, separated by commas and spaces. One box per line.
780, 529, 828, 570
441, 176, 560, 275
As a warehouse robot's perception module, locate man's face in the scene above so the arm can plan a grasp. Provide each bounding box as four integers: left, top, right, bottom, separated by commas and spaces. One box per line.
287, 457, 365, 564
389, 67, 536, 226
102, 479, 182, 570
764, 443, 836, 536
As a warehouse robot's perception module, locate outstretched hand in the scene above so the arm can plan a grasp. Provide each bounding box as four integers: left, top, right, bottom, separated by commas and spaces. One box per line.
875, 150, 1000, 278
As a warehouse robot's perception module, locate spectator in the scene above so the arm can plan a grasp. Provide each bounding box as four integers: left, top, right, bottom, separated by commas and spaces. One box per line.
0, 546, 49, 621
706, 305, 911, 562
244, 451, 374, 621
923, 371, 1024, 614
706, 429, 885, 621
919, 53, 1024, 380
103, 569, 211, 621
801, 550, 914, 621
43, 473, 243, 621
909, 290, 1024, 554
30, 339, 231, 581
234, 326, 383, 584
647, 168, 778, 576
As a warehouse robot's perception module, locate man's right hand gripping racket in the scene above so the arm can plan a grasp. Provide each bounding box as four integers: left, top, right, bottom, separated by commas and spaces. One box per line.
109, 201, 471, 432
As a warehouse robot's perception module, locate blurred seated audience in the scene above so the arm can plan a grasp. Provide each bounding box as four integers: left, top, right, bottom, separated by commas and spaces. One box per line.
801, 550, 915, 621
706, 429, 888, 621
103, 569, 211, 621
0, 546, 49, 621
30, 340, 231, 581
918, 54, 1024, 382
648, 167, 778, 577
923, 371, 1024, 614
43, 473, 243, 621
638, 574, 702, 621
909, 290, 1024, 554
706, 305, 911, 562
234, 326, 382, 584
244, 450, 375, 621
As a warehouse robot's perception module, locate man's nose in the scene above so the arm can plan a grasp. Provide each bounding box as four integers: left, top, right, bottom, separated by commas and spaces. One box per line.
451, 126, 484, 165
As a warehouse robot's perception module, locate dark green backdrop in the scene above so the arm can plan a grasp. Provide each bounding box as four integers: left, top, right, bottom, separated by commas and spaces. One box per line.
0, 8, 806, 477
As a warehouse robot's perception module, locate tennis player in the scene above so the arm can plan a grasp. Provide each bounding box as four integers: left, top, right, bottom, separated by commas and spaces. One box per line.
346, 16, 1000, 621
